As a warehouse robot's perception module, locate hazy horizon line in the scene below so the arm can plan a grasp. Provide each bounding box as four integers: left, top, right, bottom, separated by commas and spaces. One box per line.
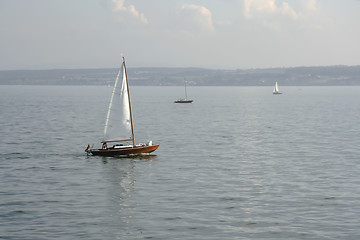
1, 64, 360, 72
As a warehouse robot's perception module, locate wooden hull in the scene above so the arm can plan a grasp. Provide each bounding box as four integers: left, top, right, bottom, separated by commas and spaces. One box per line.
174, 100, 193, 103
88, 144, 159, 156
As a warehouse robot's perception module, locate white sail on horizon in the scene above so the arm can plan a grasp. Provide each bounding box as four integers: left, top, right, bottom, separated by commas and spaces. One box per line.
273, 81, 280, 93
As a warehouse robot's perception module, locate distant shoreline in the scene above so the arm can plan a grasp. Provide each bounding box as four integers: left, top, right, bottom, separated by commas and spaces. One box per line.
1, 65, 359, 86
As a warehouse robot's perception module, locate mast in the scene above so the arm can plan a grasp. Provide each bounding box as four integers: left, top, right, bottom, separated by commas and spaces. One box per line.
184, 80, 188, 100
123, 57, 136, 147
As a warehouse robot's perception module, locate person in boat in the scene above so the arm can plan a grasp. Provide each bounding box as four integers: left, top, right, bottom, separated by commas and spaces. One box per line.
102, 142, 107, 150
85, 145, 91, 152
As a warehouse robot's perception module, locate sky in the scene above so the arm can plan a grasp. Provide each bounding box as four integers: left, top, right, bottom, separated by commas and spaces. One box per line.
0, 0, 360, 70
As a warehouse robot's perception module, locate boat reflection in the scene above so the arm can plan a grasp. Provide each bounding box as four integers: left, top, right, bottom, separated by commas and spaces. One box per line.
97, 154, 158, 237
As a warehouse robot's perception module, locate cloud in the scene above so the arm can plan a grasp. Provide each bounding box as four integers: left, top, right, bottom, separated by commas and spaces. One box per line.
111, 0, 148, 24
243, 0, 324, 30
243, 0, 320, 20
244, 0, 299, 20
305, 0, 318, 13
178, 4, 215, 32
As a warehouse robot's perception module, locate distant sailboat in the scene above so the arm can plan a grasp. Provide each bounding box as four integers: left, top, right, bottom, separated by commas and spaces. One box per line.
273, 81, 282, 94
86, 57, 159, 156
174, 80, 193, 103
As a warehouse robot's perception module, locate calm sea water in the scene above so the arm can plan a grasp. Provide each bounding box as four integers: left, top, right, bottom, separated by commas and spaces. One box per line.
1, 85, 360, 239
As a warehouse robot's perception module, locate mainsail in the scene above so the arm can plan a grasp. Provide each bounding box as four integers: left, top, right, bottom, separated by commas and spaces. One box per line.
103, 60, 132, 143
273, 81, 279, 93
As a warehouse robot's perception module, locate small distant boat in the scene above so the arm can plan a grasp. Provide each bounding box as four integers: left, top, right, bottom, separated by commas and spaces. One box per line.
86, 57, 159, 156
273, 81, 282, 94
175, 80, 193, 103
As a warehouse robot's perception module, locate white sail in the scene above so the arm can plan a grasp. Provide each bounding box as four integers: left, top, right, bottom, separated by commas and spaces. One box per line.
273, 81, 280, 93
120, 66, 131, 132
103, 60, 132, 142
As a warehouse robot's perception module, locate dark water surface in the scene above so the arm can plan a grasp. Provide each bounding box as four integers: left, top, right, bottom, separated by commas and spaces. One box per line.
1, 85, 360, 239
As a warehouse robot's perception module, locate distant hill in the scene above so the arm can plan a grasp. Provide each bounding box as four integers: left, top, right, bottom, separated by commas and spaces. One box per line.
0, 65, 359, 86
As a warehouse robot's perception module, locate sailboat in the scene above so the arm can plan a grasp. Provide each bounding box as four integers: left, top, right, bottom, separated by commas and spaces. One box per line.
86, 57, 159, 156
174, 80, 193, 103
273, 81, 282, 94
